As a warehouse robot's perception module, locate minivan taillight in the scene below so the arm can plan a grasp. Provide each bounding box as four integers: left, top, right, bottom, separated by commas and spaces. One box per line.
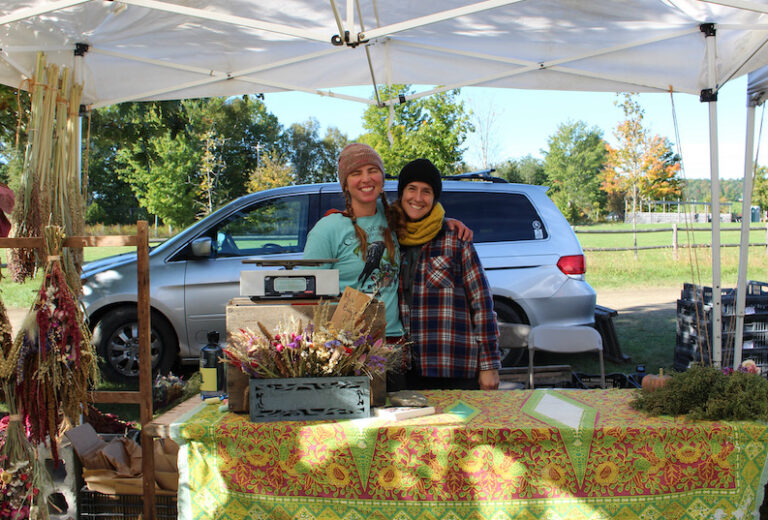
557, 255, 585, 275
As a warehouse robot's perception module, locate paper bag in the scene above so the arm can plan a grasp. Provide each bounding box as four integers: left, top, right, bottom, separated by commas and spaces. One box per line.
330, 287, 386, 340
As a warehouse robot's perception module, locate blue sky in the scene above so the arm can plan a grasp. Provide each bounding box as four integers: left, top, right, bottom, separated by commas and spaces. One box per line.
263, 74, 766, 181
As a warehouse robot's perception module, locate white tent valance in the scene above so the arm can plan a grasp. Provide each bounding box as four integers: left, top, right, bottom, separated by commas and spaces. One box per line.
1, 1, 768, 108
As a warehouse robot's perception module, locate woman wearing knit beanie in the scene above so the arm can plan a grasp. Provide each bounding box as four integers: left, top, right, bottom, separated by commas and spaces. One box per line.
304, 143, 404, 339
394, 158, 501, 390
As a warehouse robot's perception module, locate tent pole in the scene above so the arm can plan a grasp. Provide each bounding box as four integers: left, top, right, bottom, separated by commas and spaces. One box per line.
708, 99, 723, 367
734, 103, 757, 368
702, 24, 723, 367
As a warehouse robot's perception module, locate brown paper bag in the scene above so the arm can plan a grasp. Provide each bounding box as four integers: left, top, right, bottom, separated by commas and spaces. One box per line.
330, 287, 386, 340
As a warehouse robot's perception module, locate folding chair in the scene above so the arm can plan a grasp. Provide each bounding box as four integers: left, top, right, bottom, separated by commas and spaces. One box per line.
528, 325, 604, 389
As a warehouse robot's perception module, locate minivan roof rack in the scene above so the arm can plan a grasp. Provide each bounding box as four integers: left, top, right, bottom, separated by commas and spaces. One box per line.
443, 169, 507, 183
385, 168, 508, 183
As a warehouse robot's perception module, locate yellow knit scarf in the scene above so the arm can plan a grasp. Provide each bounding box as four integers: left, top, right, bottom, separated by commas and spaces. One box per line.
399, 202, 445, 246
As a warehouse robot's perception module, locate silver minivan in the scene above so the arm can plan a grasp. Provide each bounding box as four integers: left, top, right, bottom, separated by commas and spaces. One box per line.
81, 180, 596, 382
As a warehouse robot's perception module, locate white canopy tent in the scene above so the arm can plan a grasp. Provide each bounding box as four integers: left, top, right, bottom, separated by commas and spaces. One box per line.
2, 0, 768, 363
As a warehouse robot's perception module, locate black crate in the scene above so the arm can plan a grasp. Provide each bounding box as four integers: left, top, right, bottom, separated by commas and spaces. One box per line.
572, 372, 641, 389
79, 489, 177, 520
679, 282, 768, 314
673, 349, 695, 372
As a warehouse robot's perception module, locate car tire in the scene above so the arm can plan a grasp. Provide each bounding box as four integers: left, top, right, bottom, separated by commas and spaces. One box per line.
93, 307, 177, 383
494, 300, 528, 367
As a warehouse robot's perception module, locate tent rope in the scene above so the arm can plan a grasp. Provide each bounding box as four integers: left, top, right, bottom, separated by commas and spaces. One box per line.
670, 88, 712, 365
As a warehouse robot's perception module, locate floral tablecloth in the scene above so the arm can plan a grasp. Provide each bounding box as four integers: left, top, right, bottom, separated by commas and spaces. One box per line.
169, 389, 768, 520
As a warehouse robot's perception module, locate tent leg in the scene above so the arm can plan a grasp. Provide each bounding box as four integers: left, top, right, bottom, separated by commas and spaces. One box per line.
703, 25, 723, 367
734, 104, 758, 369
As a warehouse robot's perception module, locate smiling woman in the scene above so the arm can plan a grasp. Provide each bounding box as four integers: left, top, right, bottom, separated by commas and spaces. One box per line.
393, 158, 501, 391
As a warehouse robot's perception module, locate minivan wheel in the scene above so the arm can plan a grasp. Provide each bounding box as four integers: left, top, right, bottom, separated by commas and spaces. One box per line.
494, 300, 527, 367
93, 307, 177, 383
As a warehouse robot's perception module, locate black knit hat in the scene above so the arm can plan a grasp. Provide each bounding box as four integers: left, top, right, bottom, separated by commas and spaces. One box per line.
397, 159, 442, 200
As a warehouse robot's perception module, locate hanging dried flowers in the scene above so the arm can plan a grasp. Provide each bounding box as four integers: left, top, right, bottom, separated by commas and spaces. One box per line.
10, 226, 98, 464
0, 385, 49, 520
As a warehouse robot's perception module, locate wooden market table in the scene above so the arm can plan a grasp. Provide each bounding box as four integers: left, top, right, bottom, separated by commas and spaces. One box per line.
150, 389, 768, 520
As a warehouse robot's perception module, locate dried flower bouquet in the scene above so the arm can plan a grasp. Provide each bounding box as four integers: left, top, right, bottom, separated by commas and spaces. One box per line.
224, 301, 396, 380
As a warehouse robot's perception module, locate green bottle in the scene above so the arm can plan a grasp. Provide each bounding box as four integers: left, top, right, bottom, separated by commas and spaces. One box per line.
200, 331, 225, 399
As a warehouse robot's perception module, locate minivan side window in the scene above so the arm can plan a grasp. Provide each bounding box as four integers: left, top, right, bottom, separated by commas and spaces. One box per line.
214, 195, 310, 256
319, 190, 546, 243
440, 192, 548, 242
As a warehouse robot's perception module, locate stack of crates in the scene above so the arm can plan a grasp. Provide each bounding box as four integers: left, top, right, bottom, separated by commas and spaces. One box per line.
674, 280, 768, 374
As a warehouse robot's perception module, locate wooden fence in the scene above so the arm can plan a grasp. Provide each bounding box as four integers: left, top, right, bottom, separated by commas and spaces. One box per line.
575, 224, 768, 252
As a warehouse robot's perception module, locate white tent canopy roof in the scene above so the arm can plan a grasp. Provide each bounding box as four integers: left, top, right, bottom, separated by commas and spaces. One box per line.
2, 0, 768, 108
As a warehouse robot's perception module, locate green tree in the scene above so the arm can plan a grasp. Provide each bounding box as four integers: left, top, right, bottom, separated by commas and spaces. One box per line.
89, 96, 283, 226
543, 121, 607, 223
494, 156, 546, 185
494, 160, 524, 183
115, 106, 201, 228
248, 151, 294, 192
184, 96, 282, 201
602, 94, 682, 218
359, 85, 473, 175
753, 166, 768, 220
284, 119, 347, 184
0, 85, 28, 187
198, 130, 226, 217
84, 103, 171, 224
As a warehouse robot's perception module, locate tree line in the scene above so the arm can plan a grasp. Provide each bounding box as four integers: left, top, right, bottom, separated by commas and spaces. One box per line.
2, 85, 734, 229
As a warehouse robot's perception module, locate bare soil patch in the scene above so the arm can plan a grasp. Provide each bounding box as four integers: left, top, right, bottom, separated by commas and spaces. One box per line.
596, 286, 679, 313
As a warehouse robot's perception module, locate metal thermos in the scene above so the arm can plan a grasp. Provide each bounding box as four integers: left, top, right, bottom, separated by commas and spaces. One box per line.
200, 331, 226, 399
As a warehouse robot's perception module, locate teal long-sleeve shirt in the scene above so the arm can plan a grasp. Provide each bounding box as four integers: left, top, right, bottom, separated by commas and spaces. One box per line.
303, 205, 404, 337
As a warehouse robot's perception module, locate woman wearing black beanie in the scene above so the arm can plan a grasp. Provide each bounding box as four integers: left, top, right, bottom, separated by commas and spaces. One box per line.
394, 158, 501, 390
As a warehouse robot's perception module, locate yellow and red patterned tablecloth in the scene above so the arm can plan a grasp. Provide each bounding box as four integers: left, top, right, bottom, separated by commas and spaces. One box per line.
169, 389, 768, 520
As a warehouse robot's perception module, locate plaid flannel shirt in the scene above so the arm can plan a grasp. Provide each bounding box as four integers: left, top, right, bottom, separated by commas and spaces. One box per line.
399, 226, 501, 378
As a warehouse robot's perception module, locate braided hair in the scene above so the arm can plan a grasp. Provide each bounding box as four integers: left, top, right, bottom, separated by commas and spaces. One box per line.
343, 189, 398, 263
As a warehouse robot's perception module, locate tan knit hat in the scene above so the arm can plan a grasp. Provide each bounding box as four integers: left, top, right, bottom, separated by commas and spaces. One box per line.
337, 143, 385, 188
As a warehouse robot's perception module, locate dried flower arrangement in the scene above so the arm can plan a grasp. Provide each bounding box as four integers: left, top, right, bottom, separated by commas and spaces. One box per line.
5, 227, 98, 464
0, 296, 47, 520
632, 360, 768, 421
224, 302, 397, 380
153, 372, 187, 412
0, 390, 49, 520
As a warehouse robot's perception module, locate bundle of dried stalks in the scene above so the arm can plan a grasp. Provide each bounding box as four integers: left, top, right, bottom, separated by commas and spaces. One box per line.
9, 53, 46, 282
9, 52, 87, 293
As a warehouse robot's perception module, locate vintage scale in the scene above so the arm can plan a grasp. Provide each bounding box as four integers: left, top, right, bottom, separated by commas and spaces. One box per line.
239, 259, 339, 300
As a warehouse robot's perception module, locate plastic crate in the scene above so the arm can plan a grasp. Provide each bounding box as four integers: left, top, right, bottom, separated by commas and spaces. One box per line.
78, 489, 177, 520
679, 282, 768, 315
572, 372, 641, 389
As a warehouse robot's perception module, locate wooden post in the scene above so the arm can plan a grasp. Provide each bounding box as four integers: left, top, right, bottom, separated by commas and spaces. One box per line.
136, 220, 156, 520
673, 223, 678, 260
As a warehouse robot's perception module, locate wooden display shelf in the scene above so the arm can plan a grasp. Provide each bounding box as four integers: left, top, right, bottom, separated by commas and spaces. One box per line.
0, 221, 156, 520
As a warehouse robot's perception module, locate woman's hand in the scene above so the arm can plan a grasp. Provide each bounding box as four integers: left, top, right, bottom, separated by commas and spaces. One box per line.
446, 218, 473, 242
478, 369, 500, 390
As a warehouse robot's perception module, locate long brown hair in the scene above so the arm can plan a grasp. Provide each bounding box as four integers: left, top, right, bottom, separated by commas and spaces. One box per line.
343, 189, 398, 262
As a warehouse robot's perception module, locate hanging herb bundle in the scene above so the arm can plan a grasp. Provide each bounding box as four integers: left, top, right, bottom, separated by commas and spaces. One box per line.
11, 226, 98, 463
10, 51, 86, 293
9, 52, 47, 283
